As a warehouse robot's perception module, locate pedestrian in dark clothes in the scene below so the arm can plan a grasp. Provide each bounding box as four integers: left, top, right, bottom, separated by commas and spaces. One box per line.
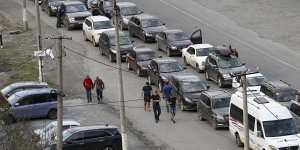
56, 3, 65, 28
142, 82, 152, 112
94, 76, 105, 103
83, 75, 94, 103
169, 95, 177, 124
152, 89, 161, 123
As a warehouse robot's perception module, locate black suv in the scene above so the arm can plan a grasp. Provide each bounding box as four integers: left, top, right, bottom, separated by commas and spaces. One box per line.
128, 14, 167, 43
197, 90, 231, 129
41, 0, 63, 16
99, 30, 134, 62
261, 80, 297, 107
147, 58, 185, 90
49, 125, 122, 150
204, 47, 247, 88
170, 73, 208, 111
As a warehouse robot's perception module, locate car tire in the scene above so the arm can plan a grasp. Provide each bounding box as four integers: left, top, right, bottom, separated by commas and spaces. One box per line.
83, 31, 88, 41
102, 146, 114, 150
127, 62, 132, 70
212, 119, 218, 130
205, 71, 211, 81
136, 68, 142, 76
235, 133, 244, 147
48, 109, 57, 119
109, 53, 114, 62
217, 76, 224, 88
92, 37, 97, 47
183, 57, 188, 66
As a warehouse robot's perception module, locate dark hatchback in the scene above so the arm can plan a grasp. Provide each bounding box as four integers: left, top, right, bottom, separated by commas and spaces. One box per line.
205, 47, 247, 88
197, 90, 231, 129
147, 58, 185, 90
170, 73, 209, 111
48, 125, 122, 150
127, 47, 156, 76
128, 14, 167, 43
99, 30, 134, 62
62, 1, 92, 30
156, 29, 192, 56
41, 0, 63, 16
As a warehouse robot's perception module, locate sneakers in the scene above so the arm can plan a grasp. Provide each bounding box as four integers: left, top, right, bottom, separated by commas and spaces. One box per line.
171, 119, 176, 124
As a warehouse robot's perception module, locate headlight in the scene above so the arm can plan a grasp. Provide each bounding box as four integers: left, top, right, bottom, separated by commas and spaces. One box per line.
145, 32, 152, 36
184, 97, 192, 103
222, 74, 231, 79
170, 46, 177, 50
69, 17, 75, 22
111, 49, 117, 54
268, 145, 277, 150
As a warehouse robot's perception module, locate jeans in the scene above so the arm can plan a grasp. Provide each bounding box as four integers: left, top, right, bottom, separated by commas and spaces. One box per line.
96, 89, 103, 102
164, 97, 170, 113
153, 106, 161, 121
86, 89, 92, 103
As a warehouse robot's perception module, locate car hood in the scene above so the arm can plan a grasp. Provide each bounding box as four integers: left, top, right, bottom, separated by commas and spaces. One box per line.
219, 66, 247, 75
266, 134, 300, 148
170, 40, 192, 47
93, 28, 115, 35
137, 60, 152, 68
144, 26, 167, 33
213, 107, 229, 116
160, 71, 185, 80
184, 92, 202, 102
112, 44, 134, 52
66, 11, 91, 18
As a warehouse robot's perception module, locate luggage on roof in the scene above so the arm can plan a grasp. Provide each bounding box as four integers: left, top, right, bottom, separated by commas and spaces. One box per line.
214, 46, 233, 57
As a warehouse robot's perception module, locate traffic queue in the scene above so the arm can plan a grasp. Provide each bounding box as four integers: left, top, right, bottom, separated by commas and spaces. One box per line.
1, 0, 300, 150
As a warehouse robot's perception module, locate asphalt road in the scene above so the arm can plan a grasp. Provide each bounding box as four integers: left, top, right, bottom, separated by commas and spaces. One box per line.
3, 0, 300, 150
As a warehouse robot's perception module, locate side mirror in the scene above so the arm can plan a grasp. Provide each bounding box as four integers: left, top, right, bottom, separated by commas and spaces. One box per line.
257, 131, 263, 138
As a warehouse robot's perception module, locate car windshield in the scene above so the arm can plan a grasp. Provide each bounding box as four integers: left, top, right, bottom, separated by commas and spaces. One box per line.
7, 94, 19, 105
218, 57, 242, 68
247, 76, 265, 86
213, 98, 230, 109
167, 32, 188, 41
263, 119, 298, 137
66, 4, 87, 13
276, 90, 297, 102
62, 130, 73, 141
137, 52, 155, 61
120, 6, 141, 16
103, 1, 113, 7
182, 81, 207, 93
196, 48, 215, 56
110, 36, 131, 46
142, 19, 162, 28
159, 62, 183, 73
93, 21, 113, 30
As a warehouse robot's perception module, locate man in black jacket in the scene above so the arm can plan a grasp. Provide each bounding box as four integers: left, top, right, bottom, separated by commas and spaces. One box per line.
56, 4, 65, 28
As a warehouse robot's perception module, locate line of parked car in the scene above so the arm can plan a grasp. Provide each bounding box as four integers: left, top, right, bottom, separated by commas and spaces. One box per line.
9, 0, 300, 149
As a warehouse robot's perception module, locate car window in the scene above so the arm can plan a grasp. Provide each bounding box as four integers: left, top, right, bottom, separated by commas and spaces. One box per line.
65, 4, 87, 13
187, 47, 195, 55
32, 94, 49, 104
85, 19, 92, 27
69, 132, 85, 141
200, 95, 210, 107
142, 19, 162, 28
84, 130, 110, 139
290, 103, 300, 116
208, 57, 217, 66
167, 32, 189, 41
19, 96, 35, 106
120, 6, 141, 16
93, 20, 113, 30
196, 48, 214, 56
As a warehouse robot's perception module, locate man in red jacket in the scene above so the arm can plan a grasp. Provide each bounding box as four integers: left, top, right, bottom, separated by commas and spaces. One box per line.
83, 75, 94, 103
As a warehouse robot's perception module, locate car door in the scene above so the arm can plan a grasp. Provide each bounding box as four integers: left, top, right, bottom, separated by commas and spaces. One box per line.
136, 19, 144, 39
253, 120, 265, 150
186, 47, 196, 67
11, 95, 35, 119
207, 57, 218, 81
84, 130, 112, 150
31, 93, 57, 118
63, 131, 85, 150
203, 98, 212, 121
190, 29, 202, 44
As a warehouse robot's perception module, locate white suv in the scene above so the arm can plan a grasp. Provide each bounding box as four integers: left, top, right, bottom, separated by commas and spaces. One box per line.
82, 16, 115, 46
182, 44, 214, 72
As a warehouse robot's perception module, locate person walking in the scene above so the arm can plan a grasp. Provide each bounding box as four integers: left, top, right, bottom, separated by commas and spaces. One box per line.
169, 95, 177, 124
83, 75, 94, 103
152, 89, 161, 123
56, 3, 65, 28
162, 80, 173, 113
94, 76, 105, 103
142, 82, 152, 112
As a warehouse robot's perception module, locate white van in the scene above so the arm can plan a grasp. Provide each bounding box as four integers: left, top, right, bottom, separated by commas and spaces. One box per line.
229, 90, 300, 150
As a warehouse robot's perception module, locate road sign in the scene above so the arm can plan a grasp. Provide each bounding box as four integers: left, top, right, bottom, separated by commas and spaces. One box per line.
34, 50, 46, 57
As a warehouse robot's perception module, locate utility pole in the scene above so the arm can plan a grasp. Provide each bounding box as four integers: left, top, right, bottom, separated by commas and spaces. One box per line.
35, 0, 43, 82
241, 73, 249, 150
113, 1, 128, 150
22, 0, 28, 31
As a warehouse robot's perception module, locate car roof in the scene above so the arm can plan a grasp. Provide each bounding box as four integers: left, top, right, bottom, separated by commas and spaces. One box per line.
66, 125, 118, 133
172, 73, 202, 82
88, 16, 110, 22
152, 58, 178, 64
136, 13, 159, 20
190, 44, 214, 49
203, 90, 231, 99
50, 119, 81, 126
103, 30, 127, 37
262, 80, 294, 91
164, 29, 184, 34
133, 47, 154, 53
12, 88, 56, 99
1, 81, 48, 92
117, 2, 136, 7
63, 1, 84, 5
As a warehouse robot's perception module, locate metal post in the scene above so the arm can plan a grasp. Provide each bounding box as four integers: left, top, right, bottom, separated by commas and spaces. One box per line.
113, 1, 128, 150
242, 74, 249, 150
35, 0, 43, 82
56, 33, 63, 150
22, 0, 28, 31
0, 31, 3, 49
